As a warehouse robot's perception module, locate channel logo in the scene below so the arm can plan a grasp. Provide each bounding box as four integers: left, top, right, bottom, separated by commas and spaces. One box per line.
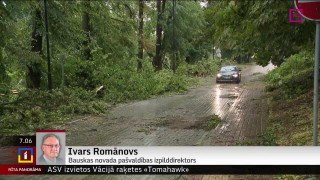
18, 148, 34, 163
290, 9, 303, 23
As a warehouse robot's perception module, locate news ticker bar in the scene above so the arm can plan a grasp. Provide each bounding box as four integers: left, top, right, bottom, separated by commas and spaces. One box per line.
3, 165, 320, 175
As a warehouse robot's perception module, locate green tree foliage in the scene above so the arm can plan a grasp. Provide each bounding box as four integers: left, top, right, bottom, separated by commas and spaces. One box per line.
204, 1, 315, 66
162, 1, 210, 67
1, 1, 215, 134
151, 1, 210, 71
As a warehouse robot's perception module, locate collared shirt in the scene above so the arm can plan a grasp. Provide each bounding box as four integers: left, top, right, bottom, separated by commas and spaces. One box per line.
43, 154, 56, 165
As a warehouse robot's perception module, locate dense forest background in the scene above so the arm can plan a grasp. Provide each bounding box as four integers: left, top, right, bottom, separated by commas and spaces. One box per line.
0, 1, 316, 134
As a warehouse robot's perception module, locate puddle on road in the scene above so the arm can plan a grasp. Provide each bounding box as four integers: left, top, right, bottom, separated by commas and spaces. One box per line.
210, 81, 245, 133
136, 115, 221, 133
219, 94, 238, 99
220, 123, 230, 131
218, 88, 240, 99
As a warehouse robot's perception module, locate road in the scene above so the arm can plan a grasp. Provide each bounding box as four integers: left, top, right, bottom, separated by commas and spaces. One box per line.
2, 63, 276, 180
66, 63, 274, 147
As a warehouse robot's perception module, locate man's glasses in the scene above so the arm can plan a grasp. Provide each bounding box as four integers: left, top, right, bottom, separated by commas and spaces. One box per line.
43, 144, 60, 148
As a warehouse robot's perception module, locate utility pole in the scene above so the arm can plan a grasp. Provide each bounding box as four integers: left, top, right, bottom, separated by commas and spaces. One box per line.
313, 22, 320, 146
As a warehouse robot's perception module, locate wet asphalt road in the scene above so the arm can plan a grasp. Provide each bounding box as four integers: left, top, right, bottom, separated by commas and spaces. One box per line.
65, 63, 275, 147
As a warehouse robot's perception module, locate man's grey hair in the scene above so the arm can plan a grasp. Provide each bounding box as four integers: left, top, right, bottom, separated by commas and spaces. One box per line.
42, 134, 60, 146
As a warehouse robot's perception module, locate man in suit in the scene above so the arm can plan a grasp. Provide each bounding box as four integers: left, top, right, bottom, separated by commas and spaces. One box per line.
38, 134, 64, 165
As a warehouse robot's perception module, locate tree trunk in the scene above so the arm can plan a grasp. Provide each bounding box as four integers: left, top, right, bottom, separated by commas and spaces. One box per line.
80, 1, 95, 89
186, 56, 190, 64
212, 44, 215, 60
82, 1, 92, 61
153, 0, 166, 71
137, 0, 144, 72
171, 0, 176, 72
0, 9, 7, 85
0, 48, 7, 84
27, 8, 42, 89
0, 31, 7, 85
153, 0, 162, 71
235, 55, 241, 64
161, 0, 166, 69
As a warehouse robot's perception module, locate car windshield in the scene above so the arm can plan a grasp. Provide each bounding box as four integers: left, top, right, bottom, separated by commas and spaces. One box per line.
220, 66, 237, 72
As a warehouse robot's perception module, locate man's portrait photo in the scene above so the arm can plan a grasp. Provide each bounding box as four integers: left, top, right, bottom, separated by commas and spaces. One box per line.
36, 131, 65, 165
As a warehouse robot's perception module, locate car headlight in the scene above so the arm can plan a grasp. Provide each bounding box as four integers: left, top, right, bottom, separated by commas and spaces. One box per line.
217, 73, 222, 77
232, 73, 238, 77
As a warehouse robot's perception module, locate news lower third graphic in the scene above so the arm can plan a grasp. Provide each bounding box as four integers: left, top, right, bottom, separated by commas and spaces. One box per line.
290, 9, 303, 23
3, 134, 320, 175
18, 148, 33, 163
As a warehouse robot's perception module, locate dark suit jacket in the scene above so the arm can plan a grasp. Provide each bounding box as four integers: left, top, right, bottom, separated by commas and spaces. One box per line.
38, 155, 64, 165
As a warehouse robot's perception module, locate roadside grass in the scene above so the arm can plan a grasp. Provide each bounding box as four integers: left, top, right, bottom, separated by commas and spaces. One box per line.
0, 88, 110, 136
238, 89, 315, 146
236, 126, 279, 146
152, 118, 170, 126
136, 127, 151, 135
205, 114, 221, 131
267, 90, 315, 146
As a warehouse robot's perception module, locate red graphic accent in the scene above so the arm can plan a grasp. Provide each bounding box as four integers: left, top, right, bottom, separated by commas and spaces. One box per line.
0, 165, 44, 175
295, 0, 320, 21
36, 130, 66, 132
